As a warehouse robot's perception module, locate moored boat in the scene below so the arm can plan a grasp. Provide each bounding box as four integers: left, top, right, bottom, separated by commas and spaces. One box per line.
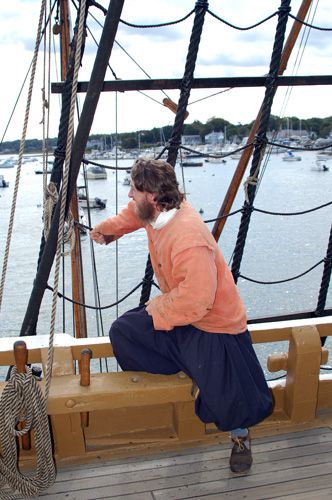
0, 174, 9, 187
85, 165, 108, 179
282, 150, 302, 161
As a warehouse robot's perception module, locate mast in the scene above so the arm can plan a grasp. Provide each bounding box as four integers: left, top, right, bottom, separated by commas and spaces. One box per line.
211, 0, 313, 241
59, 0, 87, 338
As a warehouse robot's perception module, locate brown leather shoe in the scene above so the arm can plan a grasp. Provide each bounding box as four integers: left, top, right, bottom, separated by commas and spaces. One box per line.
229, 433, 253, 474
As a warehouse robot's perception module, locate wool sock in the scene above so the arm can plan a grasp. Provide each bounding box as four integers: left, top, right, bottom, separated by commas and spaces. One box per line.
230, 428, 250, 448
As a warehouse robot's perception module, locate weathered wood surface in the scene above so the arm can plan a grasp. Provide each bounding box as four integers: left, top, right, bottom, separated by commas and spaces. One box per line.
20, 426, 332, 499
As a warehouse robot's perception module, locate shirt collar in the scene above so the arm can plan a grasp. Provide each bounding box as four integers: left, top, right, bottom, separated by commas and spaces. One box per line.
150, 208, 178, 230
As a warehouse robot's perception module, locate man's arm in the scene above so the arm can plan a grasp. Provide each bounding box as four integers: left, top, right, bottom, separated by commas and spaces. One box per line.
90, 201, 144, 245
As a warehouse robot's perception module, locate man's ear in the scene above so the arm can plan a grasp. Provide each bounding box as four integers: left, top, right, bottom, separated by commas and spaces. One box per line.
146, 192, 157, 205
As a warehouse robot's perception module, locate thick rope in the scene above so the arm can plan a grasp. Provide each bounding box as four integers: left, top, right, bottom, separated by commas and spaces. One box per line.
316, 223, 332, 316
44, 0, 87, 400
0, 367, 56, 499
140, 0, 209, 306
0, 1, 46, 311
231, 0, 291, 284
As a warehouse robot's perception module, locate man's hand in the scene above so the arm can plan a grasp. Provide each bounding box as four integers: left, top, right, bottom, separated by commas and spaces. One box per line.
90, 229, 114, 245
145, 300, 152, 316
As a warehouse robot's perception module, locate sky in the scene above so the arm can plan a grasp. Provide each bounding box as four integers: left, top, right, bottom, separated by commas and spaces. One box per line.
0, 0, 331, 142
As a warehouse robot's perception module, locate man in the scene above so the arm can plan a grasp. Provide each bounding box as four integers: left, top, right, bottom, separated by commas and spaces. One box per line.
90, 158, 273, 473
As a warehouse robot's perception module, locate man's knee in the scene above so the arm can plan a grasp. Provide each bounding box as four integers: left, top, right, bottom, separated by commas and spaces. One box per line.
109, 316, 124, 348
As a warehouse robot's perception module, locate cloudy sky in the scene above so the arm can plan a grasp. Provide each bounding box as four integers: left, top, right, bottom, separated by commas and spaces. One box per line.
0, 0, 331, 142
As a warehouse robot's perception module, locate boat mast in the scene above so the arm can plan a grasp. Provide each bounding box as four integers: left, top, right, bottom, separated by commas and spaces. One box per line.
59, 0, 87, 338
211, 0, 313, 241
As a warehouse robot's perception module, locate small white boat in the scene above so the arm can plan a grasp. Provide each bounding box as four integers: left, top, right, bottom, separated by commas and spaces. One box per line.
0, 158, 16, 168
78, 187, 107, 209
282, 150, 302, 161
0, 174, 9, 187
311, 162, 329, 172
85, 166, 107, 179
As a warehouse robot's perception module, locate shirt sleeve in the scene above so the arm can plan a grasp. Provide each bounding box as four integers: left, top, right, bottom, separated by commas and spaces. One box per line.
147, 245, 218, 330
93, 201, 144, 237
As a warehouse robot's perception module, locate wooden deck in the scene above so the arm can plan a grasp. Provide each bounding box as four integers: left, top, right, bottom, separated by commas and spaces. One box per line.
25, 426, 332, 499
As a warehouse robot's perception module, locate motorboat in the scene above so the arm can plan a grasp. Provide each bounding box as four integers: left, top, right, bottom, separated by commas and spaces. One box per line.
0, 158, 16, 168
78, 187, 107, 209
282, 150, 302, 161
85, 165, 108, 179
182, 160, 203, 167
0, 174, 9, 187
311, 161, 329, 172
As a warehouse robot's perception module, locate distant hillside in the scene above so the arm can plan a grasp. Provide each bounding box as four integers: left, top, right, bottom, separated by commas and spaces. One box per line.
1, 115, 332, 155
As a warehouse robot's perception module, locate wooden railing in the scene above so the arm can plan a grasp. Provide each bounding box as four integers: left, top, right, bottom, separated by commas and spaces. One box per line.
0, 316, 331, 462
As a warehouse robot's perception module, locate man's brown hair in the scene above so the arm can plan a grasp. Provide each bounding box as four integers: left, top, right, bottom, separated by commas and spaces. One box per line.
131, 158, 184, 210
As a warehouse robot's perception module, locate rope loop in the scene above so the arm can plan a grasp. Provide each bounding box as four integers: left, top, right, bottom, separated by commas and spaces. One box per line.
278, 4, 291, 15
254, 134, 267, 148
53, 146, 66, 160
195, 0, 209, 10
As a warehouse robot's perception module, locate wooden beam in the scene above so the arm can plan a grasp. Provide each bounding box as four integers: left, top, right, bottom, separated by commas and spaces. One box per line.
51, 75, 332, 94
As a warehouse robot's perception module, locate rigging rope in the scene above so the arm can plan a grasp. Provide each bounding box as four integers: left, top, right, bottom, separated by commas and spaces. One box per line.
140, 0, 209, 306
231, 0, 292, 284
0, 1, 47, 311
0, 2, 58, 497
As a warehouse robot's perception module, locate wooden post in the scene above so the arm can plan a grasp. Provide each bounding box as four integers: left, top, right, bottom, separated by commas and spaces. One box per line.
79, 348, 92, 427
13, 340, 31, 450
284, 326, 322, 422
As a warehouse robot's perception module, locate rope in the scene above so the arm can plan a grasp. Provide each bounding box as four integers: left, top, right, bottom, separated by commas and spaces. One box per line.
44, 0, 87, 400
315, 224, 332, 317
0, 1, 58, 496
239, 258, 326, 285
0, 367, 55, 499
289, 13, 332, 31
43, 182, 59, 241
207, 8, 279, 31
231, 0, 291, 284
46, 279, 159, 310
140, 0, 209, 305
0, 0, 46, 311
120, 9, 195, 29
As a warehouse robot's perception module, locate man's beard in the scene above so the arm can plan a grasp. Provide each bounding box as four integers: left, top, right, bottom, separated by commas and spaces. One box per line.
135, 196, 156, 223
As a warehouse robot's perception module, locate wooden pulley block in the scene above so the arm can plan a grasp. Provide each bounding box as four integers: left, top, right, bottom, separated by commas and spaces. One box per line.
163, 98, 189, 120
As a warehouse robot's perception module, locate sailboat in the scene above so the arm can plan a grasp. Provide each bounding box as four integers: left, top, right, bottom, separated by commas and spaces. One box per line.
0, 0, 332, 498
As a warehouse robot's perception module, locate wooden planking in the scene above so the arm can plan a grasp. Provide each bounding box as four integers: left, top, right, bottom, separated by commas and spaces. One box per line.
21, 427, 332, 500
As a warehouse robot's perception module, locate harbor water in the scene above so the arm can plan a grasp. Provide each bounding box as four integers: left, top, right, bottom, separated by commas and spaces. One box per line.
0, 151, 331, 378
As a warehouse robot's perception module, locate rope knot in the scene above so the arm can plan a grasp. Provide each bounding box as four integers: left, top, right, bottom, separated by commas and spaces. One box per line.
278, 5, 291, 15
254, 134, 267, 148
243, 176, 258, 203
53, 147, 66, 160
195, 0, 209, 10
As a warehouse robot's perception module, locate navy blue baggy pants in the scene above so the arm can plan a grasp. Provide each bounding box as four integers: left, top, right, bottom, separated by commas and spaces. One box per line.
109, 306, 273, 431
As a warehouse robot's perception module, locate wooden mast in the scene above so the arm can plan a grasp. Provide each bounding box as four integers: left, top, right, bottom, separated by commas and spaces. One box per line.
211, 0, 313, 241
58, 0, 87, 338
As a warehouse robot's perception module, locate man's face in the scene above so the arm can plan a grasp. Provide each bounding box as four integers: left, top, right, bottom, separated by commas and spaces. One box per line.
128, 182, 156, 222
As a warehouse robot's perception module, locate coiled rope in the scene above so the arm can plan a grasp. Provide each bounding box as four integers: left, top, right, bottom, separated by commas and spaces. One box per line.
0, 367, 55, 499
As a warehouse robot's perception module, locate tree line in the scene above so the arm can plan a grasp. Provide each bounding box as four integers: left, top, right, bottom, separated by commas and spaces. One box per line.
1, 115, 332, 155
